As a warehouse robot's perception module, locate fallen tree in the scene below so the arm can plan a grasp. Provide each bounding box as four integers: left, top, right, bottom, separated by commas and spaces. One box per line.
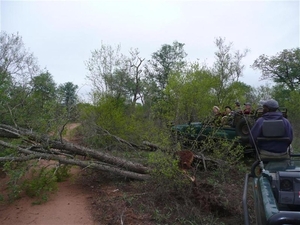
0, 124, 152, 181
0, 124, 224, 181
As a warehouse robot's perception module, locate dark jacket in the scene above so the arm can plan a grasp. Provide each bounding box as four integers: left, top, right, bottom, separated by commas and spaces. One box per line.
250, 112, 293, 153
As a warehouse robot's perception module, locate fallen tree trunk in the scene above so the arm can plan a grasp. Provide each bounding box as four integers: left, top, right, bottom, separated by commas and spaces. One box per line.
0, 124, 224, 181
0, 124, 151, 180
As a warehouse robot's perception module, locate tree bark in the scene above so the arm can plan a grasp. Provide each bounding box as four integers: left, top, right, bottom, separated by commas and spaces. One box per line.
0, 124, 151, 180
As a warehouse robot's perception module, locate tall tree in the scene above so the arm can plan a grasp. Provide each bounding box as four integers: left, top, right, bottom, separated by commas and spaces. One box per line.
86, 45, 146, 106
148, 41, 187, 90
0, 31, 40, 86
0, 32, 40, 126
127, 48, 145, 105
30, 71, 57, 109
252, 48, 300, 91
211, 37, 249, 105
19, 71, 59, 131
85, 42, 125, 94
57, 82, 78, 120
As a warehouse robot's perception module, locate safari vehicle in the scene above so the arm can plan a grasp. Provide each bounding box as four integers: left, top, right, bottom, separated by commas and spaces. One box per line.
242, 120, 300, 225
171, 107, 288, 154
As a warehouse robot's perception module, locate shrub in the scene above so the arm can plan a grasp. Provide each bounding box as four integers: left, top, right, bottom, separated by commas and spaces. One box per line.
23, 166, 58, 205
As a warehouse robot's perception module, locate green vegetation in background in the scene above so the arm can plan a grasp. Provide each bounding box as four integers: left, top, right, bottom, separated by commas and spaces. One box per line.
1, 30, 300, 224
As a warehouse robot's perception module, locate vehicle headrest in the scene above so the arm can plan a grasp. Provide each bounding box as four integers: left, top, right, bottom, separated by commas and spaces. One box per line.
262, 120, 285, 137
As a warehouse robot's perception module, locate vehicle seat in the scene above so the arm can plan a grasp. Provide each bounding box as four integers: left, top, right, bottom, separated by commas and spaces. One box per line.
257, 120, 291, 161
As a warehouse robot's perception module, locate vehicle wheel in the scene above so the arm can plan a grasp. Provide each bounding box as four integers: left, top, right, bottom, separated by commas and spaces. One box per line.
235, 118, 254, 138
251, 160, 261, 178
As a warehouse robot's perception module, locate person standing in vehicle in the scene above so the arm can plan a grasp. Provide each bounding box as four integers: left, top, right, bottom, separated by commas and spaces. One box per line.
235, 101, 241, 112
243, 103, 253, 114
250, 99, 293, 155
222, 106, 233, 116
212, 106, 222, 126
212, 106, 221, 116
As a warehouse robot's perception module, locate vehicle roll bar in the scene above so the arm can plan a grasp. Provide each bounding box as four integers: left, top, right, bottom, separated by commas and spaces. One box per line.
243, 173, 252, 225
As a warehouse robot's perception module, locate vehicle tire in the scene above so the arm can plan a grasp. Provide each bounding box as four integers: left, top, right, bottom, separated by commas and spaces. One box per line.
251, 160, 261, 178
235, 118, 254, 138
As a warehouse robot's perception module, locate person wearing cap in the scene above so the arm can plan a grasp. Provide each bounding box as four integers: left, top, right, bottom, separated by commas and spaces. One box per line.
243, 103, 253, 114
250, 99, 293, 155
212, 106, 221, 116
235, 101, 241, 110
212, 106, 222, 126
222, 106, 233, 116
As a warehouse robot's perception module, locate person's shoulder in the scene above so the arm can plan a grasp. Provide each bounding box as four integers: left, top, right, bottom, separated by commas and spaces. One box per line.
255, 117, 264, 123
283, 117, 292, 124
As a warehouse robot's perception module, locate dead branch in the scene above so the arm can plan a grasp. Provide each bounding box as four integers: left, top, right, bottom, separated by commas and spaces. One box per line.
0, 139, 150, 181
0, 124, 151, 180
95, 125, 140, 149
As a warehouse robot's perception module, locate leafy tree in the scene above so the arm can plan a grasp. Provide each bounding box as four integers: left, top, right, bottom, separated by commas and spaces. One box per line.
0, 70, 13, 119
0, 32, 44, 127
126, 48, 145, 105
103, 48, 146, 105
161, 63, 215, 124
57, 82, 78, 120
147, 41, 187, 91
85, 42, 125, 94
1, 84, 30, 126
285, 90, 300, 120
221, 81, 254, 108
30, 71, 57, 109
251, 84, 274, 104
14, 71, 58, 131
211, 37, 249, 105
0, 31, 40, 86
271, 84, 291, 106
86, 44, 147, 108
252, 48, 300, 91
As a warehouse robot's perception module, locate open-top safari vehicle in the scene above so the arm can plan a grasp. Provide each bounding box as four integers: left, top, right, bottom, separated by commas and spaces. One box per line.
171, 107, 288, 154
243, 119, 300, 225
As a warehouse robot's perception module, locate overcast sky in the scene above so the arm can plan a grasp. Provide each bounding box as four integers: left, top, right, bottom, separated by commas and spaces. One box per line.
1, 0, 299, 99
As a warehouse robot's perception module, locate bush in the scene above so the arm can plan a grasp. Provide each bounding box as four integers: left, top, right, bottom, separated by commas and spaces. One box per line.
23, 167, 58, 205
2, 160, 71, 205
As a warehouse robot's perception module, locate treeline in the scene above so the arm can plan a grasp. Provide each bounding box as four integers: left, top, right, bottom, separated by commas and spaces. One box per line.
1, 31, 300, 149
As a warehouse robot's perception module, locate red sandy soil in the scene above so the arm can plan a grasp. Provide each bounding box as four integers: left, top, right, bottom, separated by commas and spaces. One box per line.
0, 167, 96, 225
0, 123, 97, 225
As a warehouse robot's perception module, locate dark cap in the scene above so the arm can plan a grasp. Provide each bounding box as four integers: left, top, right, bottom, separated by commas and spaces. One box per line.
244, 102, 251, 106
235, 101, 240, 106
262, 99, 279, 109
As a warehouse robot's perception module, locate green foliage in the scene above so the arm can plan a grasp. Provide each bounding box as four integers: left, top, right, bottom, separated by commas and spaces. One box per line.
147, 151, 192, 199
148, 151, 180, 179
57, 82, 79, 121
2, 160, 71, 205
0, 71, 13, 120
252, 48, 300, 90
148, 40, 187, 91
2, 161, 28, 201
53, 164, 71, 182
23, 166, 58, 205
211, 37, 249, 105
164, 69, 215, 123
79, 94, 172, 149
0, 71, 68, 133
30, 71, 57, 105
201, 136, 244, 165
163, 63, 252, 125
